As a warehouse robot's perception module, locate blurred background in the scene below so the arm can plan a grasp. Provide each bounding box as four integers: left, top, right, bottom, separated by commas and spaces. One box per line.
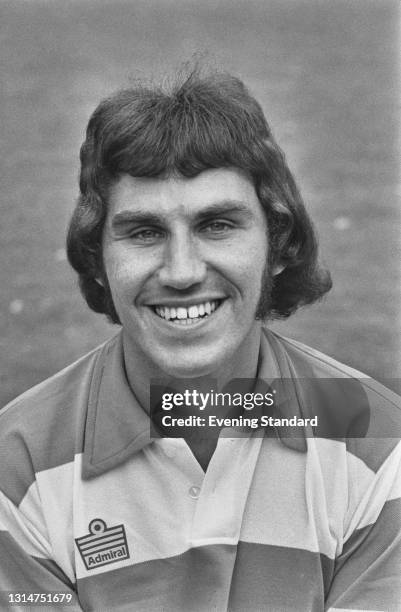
1, 0, 400, 406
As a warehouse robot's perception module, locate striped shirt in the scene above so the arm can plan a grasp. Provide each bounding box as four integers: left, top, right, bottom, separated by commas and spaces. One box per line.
0, 329, 400, 611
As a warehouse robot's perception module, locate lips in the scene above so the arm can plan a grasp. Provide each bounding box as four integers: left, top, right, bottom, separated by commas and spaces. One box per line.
151, 300, 222, 325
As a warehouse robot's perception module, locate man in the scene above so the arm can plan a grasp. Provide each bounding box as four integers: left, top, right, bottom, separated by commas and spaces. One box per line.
1, 69, 400, 611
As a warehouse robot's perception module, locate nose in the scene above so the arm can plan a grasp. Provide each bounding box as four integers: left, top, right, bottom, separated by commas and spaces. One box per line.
158, 232, 207, 289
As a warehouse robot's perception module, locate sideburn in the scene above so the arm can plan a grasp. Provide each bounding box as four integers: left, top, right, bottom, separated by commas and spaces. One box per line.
255, 253, 275, 320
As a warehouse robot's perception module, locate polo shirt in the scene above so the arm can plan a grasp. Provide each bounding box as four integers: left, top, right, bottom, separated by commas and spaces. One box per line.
0, 328, 400, 611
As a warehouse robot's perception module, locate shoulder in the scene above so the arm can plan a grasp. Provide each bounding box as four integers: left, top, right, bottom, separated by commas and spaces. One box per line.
265, 328, 401, 471
267, 327, 401, 407
269, 328, 384, 378
0, 335, 117, 426
0, 333, 120, 505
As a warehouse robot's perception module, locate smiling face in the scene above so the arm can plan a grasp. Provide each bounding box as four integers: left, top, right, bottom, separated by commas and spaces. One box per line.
102, 168, 277, 379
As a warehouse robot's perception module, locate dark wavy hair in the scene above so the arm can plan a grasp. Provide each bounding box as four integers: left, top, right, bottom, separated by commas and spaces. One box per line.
67, 68, 332, 323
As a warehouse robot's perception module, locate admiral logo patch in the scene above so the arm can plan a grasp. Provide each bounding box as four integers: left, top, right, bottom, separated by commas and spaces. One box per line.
75, 518, 130, 570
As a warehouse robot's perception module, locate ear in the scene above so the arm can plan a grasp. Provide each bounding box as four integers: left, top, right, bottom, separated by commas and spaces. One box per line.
272, 263, 285, 277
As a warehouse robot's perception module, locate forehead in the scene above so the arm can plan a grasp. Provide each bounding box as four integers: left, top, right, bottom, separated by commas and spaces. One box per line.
107, 168, 263, 219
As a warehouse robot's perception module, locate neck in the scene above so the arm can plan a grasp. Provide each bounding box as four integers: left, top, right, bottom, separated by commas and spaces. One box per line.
122, 322, 263, 414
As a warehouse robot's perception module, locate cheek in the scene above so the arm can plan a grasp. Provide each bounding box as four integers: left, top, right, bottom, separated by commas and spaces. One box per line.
212, 241, 267, 312
233, 236, 268, 284
103, 248, 151, 296
104, 256, 130, 293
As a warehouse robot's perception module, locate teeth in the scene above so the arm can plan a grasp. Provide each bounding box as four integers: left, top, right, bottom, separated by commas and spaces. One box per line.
176, 307, 187, 319
153, 300, 221, 322
188, 306, 199, 318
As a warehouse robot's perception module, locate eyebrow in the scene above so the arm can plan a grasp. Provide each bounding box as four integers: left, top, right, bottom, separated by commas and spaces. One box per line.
110, 200, 254, 230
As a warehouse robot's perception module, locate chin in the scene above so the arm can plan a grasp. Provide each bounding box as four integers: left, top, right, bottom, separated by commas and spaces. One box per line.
159, 361, 217, 380
157, 349, 227, 380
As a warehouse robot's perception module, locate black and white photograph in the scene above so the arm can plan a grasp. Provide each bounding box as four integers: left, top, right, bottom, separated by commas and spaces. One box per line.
1, 1, 400, 611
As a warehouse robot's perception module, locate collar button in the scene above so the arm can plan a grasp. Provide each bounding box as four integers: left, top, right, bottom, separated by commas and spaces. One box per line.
188, 485, 201, 499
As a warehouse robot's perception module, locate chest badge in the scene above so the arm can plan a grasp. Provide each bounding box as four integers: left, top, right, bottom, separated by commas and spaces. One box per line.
75, 518, 130, 570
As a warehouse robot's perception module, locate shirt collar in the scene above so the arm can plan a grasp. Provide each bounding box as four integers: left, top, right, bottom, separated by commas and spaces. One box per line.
82, 328, 306, 479
82, 333, 152, 479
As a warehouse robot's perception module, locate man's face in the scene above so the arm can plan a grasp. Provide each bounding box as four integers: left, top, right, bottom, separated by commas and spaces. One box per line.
102, 168, 276, 378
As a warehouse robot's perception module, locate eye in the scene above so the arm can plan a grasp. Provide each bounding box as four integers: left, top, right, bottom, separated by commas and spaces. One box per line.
200, 220, 234, 235
130, 228, 164, 243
